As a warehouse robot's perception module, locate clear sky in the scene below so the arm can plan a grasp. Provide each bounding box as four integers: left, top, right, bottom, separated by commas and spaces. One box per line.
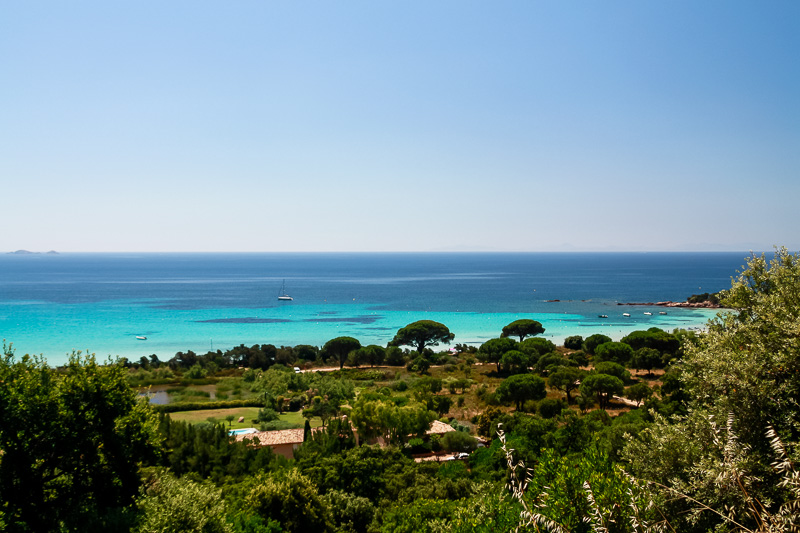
2, 1, 798, 252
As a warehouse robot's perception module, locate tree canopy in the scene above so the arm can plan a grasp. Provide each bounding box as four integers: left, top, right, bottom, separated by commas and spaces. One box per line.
356, 344, 385, 367
630, 347, 662, 375
496, 373, 547, 410
477, 337, 517, 372
500, 319, 545, 342
620, 328, 679, 355
579, 373, 624, 410
498, 350, 531, 375
0, 349, 161, 532
518, 337, 556, 357
583, 334, 612, 355
548, 366, 584, 404
593, 341, 634, 365
322, 336, 362, 369
390, 320, 454, 353
564, 335, 584, 350
349, 398, 436, 445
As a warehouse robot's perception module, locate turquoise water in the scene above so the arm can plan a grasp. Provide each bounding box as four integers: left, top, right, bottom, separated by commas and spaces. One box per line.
2, 297, 718, 365
0, 252, 740, 365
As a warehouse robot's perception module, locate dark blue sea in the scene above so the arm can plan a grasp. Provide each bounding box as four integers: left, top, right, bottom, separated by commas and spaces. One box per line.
0, 252, 752, 365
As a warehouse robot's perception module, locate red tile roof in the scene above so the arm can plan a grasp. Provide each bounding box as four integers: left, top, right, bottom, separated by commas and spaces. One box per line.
235, 428, 305, 446
426, 420, 456, 435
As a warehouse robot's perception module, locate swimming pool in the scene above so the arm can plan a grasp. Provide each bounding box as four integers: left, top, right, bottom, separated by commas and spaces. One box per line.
229, 428, 258, 436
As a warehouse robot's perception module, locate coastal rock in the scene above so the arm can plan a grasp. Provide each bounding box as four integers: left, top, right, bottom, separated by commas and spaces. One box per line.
618, 300, 722, 309
661, 301, 722, 309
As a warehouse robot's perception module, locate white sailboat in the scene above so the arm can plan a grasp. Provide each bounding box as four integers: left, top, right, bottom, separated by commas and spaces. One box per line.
278, 280, 293, 301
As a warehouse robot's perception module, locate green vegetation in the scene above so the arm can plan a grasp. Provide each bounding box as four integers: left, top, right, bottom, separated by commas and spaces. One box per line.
389, 320, 454, 353
322, 336, 362, 370
500, 319, 545, 342
0, 349, 160, 531
687, 291, 721, 304
2, 248, 799, 532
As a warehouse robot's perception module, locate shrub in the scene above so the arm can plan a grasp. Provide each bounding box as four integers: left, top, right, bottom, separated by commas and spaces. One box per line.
257, 408, 280, 424
406, 437, 430, 454
153, 398, 264, 413
440, 430, 478, 453
244, 470, 331, 533
136, 471, 232, 533
259, 420, 298, 431
184, 364, 207, 380
321, 489, 375, 533
391, 380, 408, 392
538, 398, 566, 419
287, 395, 305, 412
407, 356, 430, 374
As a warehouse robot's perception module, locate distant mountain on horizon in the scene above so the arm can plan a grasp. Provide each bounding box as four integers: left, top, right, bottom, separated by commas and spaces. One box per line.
6, 249, 59, 255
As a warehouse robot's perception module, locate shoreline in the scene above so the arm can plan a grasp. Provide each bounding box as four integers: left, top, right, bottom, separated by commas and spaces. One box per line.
5, 305, 721, 367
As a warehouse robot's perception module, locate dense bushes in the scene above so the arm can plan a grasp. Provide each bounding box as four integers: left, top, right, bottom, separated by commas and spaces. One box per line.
153, 398, 264, 413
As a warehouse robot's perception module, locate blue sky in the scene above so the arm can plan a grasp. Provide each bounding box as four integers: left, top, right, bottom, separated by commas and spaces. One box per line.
2, 1, 798, 252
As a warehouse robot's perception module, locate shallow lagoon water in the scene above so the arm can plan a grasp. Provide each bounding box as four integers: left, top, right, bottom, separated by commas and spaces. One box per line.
0, 252, 744, 365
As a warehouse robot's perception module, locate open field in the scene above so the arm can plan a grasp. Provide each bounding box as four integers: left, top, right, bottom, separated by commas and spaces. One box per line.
168, 407, 322, 430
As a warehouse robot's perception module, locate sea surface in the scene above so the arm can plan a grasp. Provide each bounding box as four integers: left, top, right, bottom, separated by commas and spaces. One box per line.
0, 252, 753, 366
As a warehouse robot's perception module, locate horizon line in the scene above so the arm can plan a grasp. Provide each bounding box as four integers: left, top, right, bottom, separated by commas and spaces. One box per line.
4, 249, 772, 254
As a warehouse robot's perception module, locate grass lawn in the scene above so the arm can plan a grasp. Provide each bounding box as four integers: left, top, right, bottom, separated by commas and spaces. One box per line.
169, 407, 322, 430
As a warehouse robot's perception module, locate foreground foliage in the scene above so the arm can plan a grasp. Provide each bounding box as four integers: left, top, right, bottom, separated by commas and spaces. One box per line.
624, 247, 800, 532
0, 349, 161, 532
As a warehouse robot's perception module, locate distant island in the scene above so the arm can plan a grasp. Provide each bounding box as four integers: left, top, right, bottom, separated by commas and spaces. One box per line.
6, 249, 59, 255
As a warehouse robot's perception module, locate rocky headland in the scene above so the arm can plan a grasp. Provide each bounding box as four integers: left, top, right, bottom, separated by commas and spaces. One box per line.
617, 300, 723, 309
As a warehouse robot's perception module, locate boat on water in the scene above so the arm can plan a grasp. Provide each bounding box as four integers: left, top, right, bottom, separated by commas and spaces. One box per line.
622, 313, 631, 317
659, 311, 668, 315
278, 280, 293, 301
136, 336, 147, 340
598, 314, 608, 318
644, 312, 652, 316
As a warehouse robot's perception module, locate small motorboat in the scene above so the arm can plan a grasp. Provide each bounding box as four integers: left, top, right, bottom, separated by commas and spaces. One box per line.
136, 336, 147, 340
622, 313, 631, 317
659, 311, 667, 315
598, 314, 608, 318
644, 312, 652, 316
